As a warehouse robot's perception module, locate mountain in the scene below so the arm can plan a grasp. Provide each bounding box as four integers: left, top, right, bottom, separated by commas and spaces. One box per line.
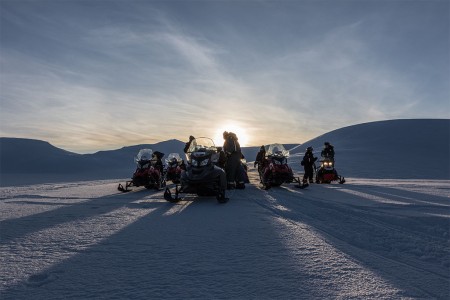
291, 119, 450, 179
0, 138, 185, 186
1, 119, 449, 186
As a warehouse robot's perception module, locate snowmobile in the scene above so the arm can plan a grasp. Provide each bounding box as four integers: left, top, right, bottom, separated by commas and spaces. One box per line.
315, 157, 345, 184
164, 137, 228, 203
259, 143, 307, 190
164, 153, 184, 184
118, 149, 166, 192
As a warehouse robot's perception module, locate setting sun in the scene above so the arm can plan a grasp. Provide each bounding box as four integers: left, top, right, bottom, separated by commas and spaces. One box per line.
213, 123, 249, 147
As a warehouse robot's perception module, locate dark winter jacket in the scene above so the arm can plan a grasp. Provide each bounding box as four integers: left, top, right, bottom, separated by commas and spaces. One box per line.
152, 151, 164, 172
321, 145, 335, 159
223, 132, 241, 156
254, 147, 266, 167
301, 151, 317, 167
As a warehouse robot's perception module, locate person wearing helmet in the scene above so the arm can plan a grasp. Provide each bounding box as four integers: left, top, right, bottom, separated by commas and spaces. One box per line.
301, 146, 317, 184
321, 142, 335, 160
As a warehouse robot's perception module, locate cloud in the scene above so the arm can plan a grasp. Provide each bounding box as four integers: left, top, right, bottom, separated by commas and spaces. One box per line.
1, 1, 448, 152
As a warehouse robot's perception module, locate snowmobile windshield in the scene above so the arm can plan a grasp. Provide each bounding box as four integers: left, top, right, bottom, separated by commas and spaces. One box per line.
186, 137, 217, 163
135, 149, 153, 162
187, 137, 216, 153
166, 153, 182, 164
265, 143, 289, 158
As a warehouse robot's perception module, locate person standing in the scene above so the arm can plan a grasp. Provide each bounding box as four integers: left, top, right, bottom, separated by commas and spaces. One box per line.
254, 146, 266, 170
223, 131, 245, 189
301, 146, 317, 184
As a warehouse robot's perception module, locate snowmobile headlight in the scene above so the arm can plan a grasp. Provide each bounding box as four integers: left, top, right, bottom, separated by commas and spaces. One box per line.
324, 161, 333, 168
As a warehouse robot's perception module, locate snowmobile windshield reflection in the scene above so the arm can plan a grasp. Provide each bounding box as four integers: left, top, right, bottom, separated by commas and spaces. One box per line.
135, 149, 154, 167
185, 137, 220, 167
265, 143, 289, 165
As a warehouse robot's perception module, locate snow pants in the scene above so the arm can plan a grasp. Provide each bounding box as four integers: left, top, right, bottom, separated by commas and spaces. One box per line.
303, 165, 314, 183
225, 152, 243, 184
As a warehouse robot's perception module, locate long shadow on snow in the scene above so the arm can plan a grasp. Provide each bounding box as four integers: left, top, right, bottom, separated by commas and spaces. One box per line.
0, 188, 161, 243
340, 181, 450, 205
260, 183, 449, 299
1, 190, 323, 299
330, 183, 450, 238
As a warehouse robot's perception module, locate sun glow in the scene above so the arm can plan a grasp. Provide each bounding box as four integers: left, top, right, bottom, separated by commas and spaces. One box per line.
213, 123, 249, 147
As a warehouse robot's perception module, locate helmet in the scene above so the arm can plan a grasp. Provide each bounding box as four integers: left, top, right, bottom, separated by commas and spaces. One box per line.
189, 135, 195, 141
306, 146, 313, 152
324, 142, 330, 146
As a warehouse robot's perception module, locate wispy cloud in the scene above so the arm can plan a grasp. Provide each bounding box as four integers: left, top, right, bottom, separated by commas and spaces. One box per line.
1, 1, 448, 152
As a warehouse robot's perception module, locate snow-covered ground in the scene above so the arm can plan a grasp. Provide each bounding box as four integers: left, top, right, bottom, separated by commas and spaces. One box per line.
1, 168, 449, 299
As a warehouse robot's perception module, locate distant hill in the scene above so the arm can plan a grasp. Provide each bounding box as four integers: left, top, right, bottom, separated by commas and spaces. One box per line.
288, 119, 450, 179
0, 138, 185, 186
1, 119, 449, 186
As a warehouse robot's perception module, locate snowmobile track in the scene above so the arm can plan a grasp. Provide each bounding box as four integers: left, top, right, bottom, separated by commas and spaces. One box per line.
250, 184, 449, 299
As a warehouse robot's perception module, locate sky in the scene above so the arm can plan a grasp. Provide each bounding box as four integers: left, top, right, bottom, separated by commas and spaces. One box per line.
1, 0, 449, 153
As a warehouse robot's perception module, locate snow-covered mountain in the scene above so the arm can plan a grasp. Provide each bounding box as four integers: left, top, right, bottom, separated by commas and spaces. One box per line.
0, 138, 186, 186
1, 119, 449, 186
290, 119, 450, 179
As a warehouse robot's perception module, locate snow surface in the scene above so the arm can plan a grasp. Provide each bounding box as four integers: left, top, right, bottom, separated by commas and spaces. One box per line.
1, 171, 449, 299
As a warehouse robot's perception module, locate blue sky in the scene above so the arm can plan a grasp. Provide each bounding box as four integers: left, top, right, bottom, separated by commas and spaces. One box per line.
1, 0, 449, 153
